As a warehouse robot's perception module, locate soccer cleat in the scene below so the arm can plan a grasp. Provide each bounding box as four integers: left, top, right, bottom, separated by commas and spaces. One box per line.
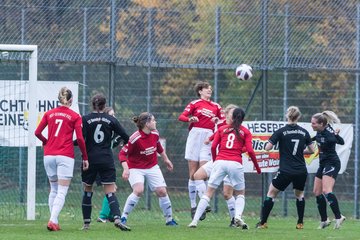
199, 211, 206, 221
191, 207, 196, 219
120, 217, 127, 225
317, 219, 331, 229
229, 218, 236, 228
81, 223, 90, 231
165, 219, 178, 226
334, 215, 346, 229
188, 221, 197, 228
234, 217, 248, 229
114, 219, 131, 231
205, 206, 212, 213
191, 207, 206, 221
296, 223, 304, 229
47, 221, 60, 231
256, 222, 268, 229
96, 217, 107, 223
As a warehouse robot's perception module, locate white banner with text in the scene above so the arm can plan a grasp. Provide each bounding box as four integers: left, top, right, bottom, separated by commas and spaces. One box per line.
241, 121, 353, 174
0, 81, 79, 147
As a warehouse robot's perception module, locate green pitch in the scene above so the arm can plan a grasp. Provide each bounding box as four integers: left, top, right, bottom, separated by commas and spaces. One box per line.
0, 216, 358, 240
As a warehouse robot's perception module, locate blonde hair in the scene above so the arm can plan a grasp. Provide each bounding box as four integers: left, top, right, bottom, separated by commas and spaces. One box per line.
223, 104, 239, 116
312, 110, 341, 126
286, 106, 301, 122
58, 87, 73, 106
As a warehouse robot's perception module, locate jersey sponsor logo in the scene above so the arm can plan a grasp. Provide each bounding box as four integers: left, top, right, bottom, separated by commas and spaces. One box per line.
140, 146, 156, 156
197, 108, 216, 118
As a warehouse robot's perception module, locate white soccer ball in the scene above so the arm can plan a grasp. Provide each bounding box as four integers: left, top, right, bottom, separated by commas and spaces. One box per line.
235, 64, 253, 81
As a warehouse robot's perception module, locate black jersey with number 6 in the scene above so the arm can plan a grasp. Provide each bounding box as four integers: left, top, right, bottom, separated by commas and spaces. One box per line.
268, 124, 312, 174
82, 112, 129, 164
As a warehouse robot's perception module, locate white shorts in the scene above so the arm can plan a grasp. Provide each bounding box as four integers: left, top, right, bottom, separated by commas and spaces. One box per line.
208, 160, 244, 191
202, 161, 233, 186
44, 155, 74, 181
128, 165, 167, 191
185, 127, 213, 162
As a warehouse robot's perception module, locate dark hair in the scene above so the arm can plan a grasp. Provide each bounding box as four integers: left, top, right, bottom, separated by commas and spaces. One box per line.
194, 81, 211, 97
231, 108, 245, 139
91, 94, 106, 112
132, 112, 153, 130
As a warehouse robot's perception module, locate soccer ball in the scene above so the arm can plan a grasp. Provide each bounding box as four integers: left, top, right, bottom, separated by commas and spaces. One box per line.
235, 64, 253, 81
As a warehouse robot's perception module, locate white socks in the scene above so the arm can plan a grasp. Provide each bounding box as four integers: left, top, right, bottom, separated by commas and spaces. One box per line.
192, 195, 210, 223
159, 195, 173, 222
226, 196, 236, 219
189, 179, 207, 208
188, 179, 197, 208
195, 180, 206, 199
48, 181, 58, 213
50, 184, 69, 224
235, 194, 245, 219
121, 193, 140, 219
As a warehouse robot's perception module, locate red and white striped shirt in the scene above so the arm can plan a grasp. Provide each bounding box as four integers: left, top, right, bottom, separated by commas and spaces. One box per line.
119, 129, 164, 169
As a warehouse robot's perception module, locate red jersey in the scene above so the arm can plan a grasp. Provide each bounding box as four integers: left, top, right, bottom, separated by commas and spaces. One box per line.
119, 129, 164, 169
35, 106, 88, 159
178, 99, 224, 131
211, 124, 256, 164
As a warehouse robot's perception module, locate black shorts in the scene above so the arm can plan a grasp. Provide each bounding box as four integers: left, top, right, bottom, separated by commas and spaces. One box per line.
315, 162, 340, 180
272, 170, 307, 192
82, 162, 116, 186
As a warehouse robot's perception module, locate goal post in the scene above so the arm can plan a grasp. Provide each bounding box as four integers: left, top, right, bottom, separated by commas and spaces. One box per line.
0, 44, 38, 220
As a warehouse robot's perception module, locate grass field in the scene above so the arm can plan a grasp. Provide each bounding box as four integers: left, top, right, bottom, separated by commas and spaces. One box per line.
1, 214, 359, 240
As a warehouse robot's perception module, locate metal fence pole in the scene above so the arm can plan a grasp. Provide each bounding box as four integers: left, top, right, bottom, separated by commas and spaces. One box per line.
82, 7, 87, 115
354, 3, 360, 219
213, 5, 221, 213
261, 0, 270, 213
281, 3, 290, 217
145, 7, 155, 211
109, 0, 116, 107
19, 8, 26, 205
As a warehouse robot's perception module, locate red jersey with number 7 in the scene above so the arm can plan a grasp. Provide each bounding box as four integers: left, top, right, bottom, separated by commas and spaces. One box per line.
35, 106, 88, 159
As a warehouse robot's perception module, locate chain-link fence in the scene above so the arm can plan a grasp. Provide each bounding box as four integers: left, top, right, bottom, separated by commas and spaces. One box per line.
0, 0, 359, 222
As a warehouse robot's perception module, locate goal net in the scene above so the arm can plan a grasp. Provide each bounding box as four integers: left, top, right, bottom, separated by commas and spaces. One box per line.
0, 44, 37, 220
